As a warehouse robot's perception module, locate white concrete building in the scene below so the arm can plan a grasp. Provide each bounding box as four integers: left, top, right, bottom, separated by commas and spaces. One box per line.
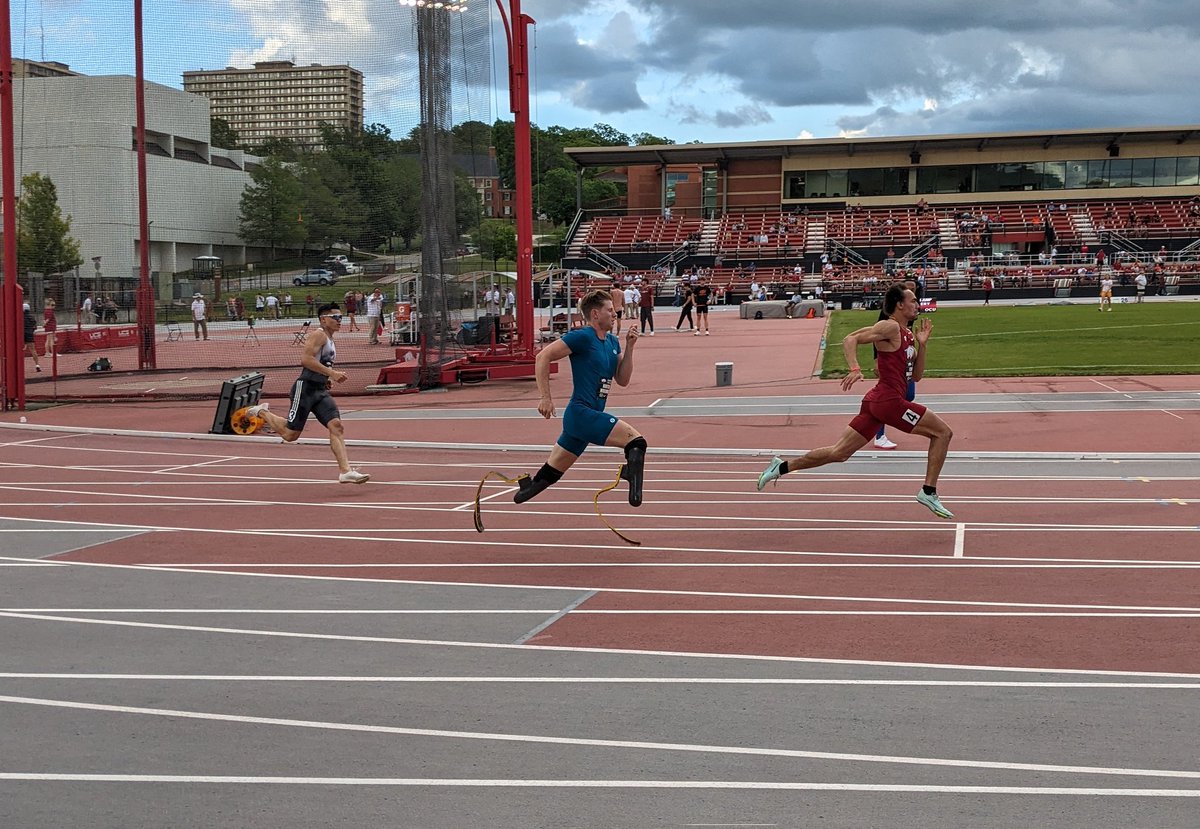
8, 75, 268, 299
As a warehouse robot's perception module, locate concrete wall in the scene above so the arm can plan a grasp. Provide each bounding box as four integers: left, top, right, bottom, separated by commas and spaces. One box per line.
5, 75, 268, 299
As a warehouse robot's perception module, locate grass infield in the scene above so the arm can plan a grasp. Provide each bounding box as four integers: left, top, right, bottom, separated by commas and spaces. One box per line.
822, 300, 1200, 378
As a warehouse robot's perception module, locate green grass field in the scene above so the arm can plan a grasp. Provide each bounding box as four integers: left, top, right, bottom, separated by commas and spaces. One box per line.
822, 301, 1200, 377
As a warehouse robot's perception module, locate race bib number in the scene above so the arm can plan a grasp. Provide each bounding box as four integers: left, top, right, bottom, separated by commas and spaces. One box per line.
902, 408, 921, 426
597, 378, 612, 399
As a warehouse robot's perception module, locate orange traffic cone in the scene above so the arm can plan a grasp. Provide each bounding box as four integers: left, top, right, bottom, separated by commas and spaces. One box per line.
804, 307, 815, 319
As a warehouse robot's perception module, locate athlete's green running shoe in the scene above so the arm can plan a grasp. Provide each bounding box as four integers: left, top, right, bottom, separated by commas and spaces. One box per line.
757, 457, 784, 492
916, 489, 954, 519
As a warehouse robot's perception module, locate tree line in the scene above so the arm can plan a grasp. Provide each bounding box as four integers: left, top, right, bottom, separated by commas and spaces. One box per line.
232, 118, 679, 259
9, 118, 681, 278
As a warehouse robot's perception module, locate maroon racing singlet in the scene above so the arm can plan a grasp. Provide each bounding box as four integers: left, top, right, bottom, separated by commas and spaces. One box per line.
864, 324, 915, 402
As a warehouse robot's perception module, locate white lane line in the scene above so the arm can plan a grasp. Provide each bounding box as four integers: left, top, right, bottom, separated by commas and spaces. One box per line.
0, 609, 554, 615
954, 523, 966, 558
1161, 410, 1186, 420
0, 604, 1197, 678
122, 562, 1200, 570
6, 607, 1197, 619
0, 434, 79, 448
6, 497, 1198, 536
4, 421, 1200, 460
2, 774, 1200, 796
156, 457, 235, 474
4, 611, 1200, 682
454, 485, 516, 512
6, 560, 1200, 613
0, 562, 62, 567
514, 590, 598, 644
4, 674, 1200, 689
2, 694, 1199, 781
1090, 379, 1130, 397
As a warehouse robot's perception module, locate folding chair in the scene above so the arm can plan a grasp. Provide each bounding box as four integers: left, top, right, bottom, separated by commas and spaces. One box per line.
164, 321, 183, 342
291, 320, 310, 345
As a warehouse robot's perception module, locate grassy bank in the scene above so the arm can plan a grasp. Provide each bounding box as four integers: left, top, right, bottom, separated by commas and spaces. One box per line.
822, 301, 1200, 377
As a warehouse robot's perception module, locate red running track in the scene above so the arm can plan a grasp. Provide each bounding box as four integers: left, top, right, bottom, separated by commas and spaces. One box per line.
4, 431, 1197, 675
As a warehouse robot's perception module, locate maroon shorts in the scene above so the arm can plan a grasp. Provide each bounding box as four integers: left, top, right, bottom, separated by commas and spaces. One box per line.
849, 396, 928, 440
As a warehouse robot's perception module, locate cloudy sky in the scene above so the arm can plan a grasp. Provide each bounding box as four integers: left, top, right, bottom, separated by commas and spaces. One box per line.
16, 0, 1200, 144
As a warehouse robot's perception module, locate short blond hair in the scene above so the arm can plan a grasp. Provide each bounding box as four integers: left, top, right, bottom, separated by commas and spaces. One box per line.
578, 288, 613, 320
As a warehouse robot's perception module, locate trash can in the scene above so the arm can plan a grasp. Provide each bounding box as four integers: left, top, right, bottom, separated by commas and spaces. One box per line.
839, 294, 855, 310
715, 361, 734, 387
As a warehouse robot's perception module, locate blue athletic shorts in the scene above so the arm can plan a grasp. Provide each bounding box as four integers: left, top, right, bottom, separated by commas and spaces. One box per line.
557, 403, 618, 456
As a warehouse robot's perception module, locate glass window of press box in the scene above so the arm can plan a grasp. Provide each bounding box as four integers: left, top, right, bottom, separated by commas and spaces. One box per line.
784, 156, 1200, 198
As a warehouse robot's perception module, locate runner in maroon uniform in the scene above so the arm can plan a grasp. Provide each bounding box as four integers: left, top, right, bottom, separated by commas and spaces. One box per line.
756, 284, 955, 518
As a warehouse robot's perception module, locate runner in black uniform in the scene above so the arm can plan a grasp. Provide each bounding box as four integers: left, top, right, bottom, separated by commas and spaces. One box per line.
245, 302, 370, 484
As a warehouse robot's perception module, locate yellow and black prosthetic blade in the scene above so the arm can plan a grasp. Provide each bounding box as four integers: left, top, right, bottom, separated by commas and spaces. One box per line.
473, 471, 527, 533
593, 464, 641, 546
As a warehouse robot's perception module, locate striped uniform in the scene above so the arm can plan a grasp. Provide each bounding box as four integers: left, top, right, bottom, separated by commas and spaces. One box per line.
286, 337, 341, 432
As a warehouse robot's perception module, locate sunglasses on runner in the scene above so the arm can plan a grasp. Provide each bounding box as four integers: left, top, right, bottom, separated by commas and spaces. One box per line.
323, 313, 343, 321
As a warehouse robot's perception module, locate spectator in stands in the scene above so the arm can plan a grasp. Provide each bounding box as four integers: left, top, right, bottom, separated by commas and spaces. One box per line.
226, 296, 237, 321
675, 285, 695, 331
638, 283, 656, 336
1135, 271, 1147, 303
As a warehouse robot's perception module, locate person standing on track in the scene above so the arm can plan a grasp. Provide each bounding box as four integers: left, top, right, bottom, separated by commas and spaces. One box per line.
244, 302, 370, 485
1099, 273, 1114, 311
693, 277, 712, 336
756, 283, 955, 519
510, 289, 647, 507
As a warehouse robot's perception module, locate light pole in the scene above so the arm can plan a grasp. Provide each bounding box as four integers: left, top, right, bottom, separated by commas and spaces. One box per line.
0, 0, 23, 409
492, 0, 536, 355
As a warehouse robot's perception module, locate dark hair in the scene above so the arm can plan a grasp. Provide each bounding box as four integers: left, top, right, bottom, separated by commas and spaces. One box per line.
578, 289, 613, 319
883, 283, 909, 315
317, 302, 341, 317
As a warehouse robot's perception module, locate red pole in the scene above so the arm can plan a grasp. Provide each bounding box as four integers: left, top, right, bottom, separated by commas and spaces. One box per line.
0, 0, 24, 409
134, 0, 156, 369
497, 0, 536, 354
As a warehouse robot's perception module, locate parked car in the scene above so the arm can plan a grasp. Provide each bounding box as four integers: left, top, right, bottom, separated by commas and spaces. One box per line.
293, 268, 338, 286
324, 259, 362, 276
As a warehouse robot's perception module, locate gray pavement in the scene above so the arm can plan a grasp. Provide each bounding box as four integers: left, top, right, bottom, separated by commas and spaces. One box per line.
3, 508, 1200, 828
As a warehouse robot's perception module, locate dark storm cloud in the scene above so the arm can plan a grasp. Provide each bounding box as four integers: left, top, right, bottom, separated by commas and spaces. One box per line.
677, 102, 774, 128
520, 19, 648, 113
615, 0, 1200, 135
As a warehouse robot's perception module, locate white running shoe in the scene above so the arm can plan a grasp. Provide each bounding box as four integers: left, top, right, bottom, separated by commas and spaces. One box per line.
338, 469, 370, 484
245, 402, 270, 418
874, 435, 898, 450
916, 489, 954, 519
705, 331, 710, 336
694, 331, 702, 336
756, 457, 784, 492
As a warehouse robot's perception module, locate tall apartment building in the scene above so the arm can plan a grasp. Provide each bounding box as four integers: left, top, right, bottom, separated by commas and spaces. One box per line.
182, 60, 364, 149
12, 58, 82, 78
